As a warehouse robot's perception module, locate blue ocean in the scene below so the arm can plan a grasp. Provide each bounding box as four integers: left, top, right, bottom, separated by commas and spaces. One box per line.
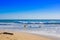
0, 19, 60, 37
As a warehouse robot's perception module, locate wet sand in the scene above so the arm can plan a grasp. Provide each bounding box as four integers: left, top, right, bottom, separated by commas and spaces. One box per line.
0, 31, 53, 40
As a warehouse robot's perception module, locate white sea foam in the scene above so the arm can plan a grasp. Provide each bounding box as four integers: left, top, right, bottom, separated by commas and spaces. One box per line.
24, 30, 60, 38
0, 22, 60, 38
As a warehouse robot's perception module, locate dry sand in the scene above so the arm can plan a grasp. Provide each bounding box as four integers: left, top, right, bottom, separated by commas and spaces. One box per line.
0, 31, 53, 40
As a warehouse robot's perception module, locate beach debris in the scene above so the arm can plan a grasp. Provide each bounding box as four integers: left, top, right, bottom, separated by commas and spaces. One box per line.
2, 32, 13, 35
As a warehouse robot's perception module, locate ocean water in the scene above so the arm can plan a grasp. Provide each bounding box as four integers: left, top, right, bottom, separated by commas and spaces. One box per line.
0, 19, 60, 37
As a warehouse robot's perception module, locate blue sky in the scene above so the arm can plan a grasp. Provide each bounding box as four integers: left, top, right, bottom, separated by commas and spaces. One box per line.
0, 0, 60, 19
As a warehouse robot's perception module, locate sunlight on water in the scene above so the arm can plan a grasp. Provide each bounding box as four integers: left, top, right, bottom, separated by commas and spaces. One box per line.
0, 22, 60, 34
0, 20, 60, 37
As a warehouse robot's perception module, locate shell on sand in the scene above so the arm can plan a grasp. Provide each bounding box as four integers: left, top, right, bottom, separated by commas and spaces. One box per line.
0, 32, 52, 40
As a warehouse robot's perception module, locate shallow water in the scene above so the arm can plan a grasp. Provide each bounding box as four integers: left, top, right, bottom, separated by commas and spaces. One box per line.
0, 22, 60, 34
0, 20, 60, 39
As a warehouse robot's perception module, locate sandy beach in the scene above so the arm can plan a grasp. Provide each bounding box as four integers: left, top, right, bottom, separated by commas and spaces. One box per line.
0, 31, 53, 40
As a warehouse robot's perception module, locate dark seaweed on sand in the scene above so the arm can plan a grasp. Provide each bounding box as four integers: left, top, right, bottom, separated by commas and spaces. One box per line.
3, 32, 13, 35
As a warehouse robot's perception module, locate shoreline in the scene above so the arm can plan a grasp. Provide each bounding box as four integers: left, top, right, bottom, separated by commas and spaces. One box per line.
0, 30, 60, 40
0, 30, 53, 40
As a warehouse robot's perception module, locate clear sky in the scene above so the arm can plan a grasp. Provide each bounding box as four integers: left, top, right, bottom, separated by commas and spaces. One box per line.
0, 0, 60, 19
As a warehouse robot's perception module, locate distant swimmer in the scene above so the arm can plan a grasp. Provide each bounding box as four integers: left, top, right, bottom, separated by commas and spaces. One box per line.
24, 24, 26, 28
24, 24, 27, 30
